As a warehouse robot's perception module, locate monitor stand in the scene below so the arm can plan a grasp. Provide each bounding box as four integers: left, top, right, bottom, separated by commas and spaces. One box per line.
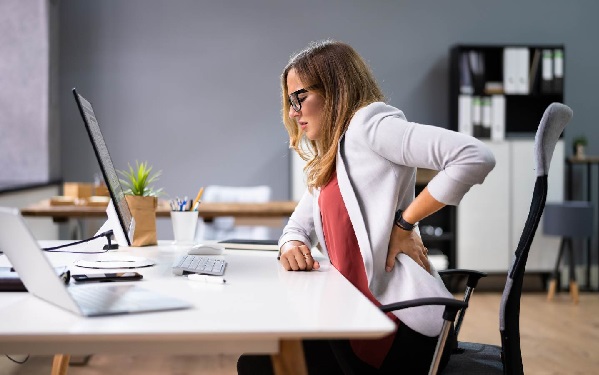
94, 199, 135, 249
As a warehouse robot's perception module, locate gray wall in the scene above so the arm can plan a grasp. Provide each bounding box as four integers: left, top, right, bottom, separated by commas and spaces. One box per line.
58, 0, 599, 241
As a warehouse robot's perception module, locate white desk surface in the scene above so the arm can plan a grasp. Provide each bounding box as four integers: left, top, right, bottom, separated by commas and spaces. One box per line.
0, 241, 394, 356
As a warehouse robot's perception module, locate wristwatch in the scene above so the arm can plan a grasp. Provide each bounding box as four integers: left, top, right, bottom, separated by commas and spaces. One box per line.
394, 209, 418, 231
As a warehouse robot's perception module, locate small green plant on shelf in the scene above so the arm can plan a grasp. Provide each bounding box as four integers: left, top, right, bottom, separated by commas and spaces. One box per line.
117, 161, 164, 197
572, 135, 588, 159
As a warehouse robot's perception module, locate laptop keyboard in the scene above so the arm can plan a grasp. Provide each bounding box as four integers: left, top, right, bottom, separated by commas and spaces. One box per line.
68, 284, 191, 316
172, 255, 226, 276
70, 284, 142, 312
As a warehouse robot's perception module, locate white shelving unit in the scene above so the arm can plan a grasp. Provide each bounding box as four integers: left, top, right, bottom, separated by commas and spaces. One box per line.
457, 140, 564, 272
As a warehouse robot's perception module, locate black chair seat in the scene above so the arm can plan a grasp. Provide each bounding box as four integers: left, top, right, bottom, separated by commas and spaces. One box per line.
443, 342, 503, 374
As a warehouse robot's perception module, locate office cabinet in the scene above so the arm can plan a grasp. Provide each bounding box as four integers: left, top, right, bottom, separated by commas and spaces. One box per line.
457, 140, 563, 272
449, 44, 565, 139
450, 44, 566, 273
457, 142, 511, 271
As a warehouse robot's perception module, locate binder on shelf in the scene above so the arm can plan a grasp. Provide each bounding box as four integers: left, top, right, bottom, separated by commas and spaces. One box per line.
458, 95, 473, 136
515, 48, 530, 94
504, 47, 530, 94
541, 49, 554, 94
528, 48, 541, 93
471, 96, 482, 138
553, 49, 564, 94
481, 96, 492, 139
491, 95, 505, 141
503, 48, 518, 94
459, 53, 473, 94
468, 51, 485, 95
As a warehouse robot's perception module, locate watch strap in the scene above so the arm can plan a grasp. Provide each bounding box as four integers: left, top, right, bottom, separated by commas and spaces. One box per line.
394, 209, 417, 231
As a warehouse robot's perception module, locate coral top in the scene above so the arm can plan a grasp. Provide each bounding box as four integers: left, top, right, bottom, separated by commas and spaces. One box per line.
319, 171, 399, 369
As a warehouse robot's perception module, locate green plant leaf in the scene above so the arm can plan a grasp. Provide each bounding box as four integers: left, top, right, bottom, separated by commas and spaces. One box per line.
573, 135, 588, 146
117, 160, 164, 197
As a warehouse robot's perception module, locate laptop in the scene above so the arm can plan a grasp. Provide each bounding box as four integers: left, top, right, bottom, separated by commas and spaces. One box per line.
0, 207, 191, 317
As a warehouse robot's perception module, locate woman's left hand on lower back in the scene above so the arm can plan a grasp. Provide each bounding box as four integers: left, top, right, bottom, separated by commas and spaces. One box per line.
386, 226, 430, 273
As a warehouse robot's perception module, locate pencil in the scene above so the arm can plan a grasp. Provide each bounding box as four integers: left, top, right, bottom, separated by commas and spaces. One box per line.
192, 187, 204, 210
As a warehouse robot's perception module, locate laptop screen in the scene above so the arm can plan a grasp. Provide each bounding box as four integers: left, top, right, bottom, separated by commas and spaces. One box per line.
72, 88, 133, 246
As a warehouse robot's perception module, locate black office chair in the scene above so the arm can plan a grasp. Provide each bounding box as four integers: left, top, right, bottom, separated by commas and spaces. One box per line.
378, 102, 573, 375
437, 268, 487, 340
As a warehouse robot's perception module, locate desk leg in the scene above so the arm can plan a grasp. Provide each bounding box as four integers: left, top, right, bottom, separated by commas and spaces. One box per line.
586, 163, 592, 290
271, 339, 308, 375
51, 354, 70, 375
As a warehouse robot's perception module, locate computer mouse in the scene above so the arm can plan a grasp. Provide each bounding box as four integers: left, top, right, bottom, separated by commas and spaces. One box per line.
187, 243, 225, 255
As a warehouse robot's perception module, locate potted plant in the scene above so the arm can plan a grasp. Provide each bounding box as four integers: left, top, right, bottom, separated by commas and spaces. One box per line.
572, 135, 588, 159
118, 161, 164, 246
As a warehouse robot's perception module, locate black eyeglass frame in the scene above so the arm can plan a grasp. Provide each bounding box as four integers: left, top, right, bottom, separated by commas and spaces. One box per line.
288, 88, 309, 112
288, 84, 320, 112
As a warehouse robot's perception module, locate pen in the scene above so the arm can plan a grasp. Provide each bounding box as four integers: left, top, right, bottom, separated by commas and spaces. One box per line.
192, 200, 201, 211
192, 187, 204, 211
187, 274, 226, 284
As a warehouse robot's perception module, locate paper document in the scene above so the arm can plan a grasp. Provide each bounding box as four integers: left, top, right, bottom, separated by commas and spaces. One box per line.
218, 239, 279, 251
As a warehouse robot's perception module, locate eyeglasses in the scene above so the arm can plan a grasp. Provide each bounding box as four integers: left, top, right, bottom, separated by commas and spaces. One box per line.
288, 87, 310, 112
288, 84, 321, 112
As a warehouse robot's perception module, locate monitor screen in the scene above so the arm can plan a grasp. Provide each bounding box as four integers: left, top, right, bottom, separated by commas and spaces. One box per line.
72, 88, 133, 246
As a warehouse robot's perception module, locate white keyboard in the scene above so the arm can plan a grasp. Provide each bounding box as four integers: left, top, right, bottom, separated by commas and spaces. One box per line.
172, 255, 227, 276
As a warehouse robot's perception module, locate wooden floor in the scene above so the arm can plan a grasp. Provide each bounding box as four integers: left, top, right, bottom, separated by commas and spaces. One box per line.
1, 292, 598, 374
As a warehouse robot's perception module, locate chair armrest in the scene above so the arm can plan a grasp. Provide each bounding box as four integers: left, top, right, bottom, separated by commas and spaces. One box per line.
439, 269, 488, 288
380, 297, 467, 322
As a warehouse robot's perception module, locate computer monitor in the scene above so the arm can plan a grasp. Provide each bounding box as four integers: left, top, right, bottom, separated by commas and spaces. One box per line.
72, 88, 135, 246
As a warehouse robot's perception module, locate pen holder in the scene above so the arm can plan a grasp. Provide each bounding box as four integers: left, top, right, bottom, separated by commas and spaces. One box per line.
170, 211, 198, 245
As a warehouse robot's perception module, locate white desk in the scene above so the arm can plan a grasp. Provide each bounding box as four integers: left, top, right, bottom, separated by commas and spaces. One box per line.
0, 241, 394, 373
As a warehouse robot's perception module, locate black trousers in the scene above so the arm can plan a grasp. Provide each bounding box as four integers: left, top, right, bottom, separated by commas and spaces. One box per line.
237, 323, 456, 375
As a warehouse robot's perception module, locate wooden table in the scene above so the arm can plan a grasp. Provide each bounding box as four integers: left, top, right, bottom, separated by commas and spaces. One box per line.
21, 200, 298, 222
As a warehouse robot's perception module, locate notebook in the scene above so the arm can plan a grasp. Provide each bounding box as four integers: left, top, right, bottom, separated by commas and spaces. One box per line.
217, 239, 279, 251
0, 207, 191, 317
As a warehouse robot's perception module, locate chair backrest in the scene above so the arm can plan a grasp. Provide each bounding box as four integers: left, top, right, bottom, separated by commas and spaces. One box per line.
499, 103, 573, 374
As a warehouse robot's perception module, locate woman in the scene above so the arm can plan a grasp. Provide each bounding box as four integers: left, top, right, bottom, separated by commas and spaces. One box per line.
238, 40, 495, 374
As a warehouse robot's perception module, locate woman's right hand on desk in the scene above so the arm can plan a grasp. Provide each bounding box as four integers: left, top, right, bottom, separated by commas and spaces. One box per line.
279, 241, 320, 271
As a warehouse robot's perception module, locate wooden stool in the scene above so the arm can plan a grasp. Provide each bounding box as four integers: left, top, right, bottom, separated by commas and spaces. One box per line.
544, 201, 593, 304
547, 238, 579, 303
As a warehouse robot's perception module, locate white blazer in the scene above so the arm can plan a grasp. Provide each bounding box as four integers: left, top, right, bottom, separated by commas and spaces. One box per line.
279, 102, 495, 336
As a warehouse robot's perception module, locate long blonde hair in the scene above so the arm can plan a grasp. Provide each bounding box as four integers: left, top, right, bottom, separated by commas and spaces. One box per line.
281, 40, 385, 190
